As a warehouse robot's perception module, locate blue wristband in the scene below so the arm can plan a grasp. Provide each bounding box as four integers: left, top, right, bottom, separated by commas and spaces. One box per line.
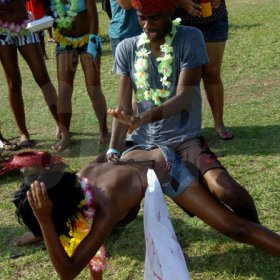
87, 34, 102, 60
106, 148, 120, 157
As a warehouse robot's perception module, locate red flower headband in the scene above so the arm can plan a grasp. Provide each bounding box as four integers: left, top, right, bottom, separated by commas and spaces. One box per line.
131, 0, 177, 14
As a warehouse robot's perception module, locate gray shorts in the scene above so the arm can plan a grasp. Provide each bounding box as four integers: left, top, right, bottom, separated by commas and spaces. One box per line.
122, 144, 195, 199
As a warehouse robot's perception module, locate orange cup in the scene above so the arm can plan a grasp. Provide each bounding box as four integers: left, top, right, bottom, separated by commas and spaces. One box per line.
201, 1, 212, 17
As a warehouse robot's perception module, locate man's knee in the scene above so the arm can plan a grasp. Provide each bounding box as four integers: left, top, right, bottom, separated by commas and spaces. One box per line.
204, 168, 244, 202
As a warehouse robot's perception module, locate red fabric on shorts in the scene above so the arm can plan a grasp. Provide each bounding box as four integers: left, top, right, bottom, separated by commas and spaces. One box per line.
175, 137, 225, 181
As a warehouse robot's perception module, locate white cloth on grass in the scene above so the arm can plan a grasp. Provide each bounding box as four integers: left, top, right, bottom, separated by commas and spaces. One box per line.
144, 169, 190, 280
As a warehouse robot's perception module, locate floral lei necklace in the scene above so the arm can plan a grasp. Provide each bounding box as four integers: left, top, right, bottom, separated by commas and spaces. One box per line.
0, 13, 32, 36
134, 18, 181, 106
59, 177, 106, 272
53, 0, 79, 29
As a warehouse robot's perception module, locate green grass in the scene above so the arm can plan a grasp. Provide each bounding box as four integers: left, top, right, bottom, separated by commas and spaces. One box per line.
1, 0, 280, 279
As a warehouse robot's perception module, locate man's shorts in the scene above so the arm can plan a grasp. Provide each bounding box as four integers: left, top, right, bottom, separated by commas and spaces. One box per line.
174, 136, 225, 181
122, 144, 196, 199
0, 32, 39, 47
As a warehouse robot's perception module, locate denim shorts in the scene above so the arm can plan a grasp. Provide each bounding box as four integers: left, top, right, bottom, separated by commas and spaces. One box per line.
55, 43, 88, 56
122, 144, 195, 199
192, 16, 228, 42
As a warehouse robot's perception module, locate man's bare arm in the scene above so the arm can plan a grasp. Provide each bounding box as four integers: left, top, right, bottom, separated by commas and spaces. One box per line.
108, 66, 202, 129
109, 75, 134, 151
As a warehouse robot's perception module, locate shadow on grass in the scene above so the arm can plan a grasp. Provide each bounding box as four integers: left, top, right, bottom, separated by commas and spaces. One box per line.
35, 131, 109, 159
0, 226, 45, 261
1, 215, 280, 279
26, 124, 280, 161
105, 216, 280, 279
202, 125, 280, 156
229, 23, 262, 33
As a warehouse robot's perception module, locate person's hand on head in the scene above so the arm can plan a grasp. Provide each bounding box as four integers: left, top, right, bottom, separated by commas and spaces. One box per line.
27, 181, 52, 223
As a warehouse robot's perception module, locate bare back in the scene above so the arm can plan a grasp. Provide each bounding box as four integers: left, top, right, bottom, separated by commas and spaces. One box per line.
79, 148, 168, 222
79, 161, 148, 221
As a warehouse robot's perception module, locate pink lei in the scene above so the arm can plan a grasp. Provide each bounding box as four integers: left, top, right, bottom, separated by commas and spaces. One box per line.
0, 14, 32, 36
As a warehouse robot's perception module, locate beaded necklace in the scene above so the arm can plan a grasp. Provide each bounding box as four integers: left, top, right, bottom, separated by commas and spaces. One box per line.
134, 18, 181, 106
53, 0, 79, 29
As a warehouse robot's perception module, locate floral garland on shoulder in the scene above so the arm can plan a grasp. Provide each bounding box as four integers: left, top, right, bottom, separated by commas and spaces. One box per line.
59, 177, 106, 272
52, 0, 79, 29
134, 18, 181, 106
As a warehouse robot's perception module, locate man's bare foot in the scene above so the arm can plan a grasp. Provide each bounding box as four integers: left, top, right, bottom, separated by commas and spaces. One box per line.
14, 231, 43, 246
98, 131, 111, 144
52, 138, 70, 152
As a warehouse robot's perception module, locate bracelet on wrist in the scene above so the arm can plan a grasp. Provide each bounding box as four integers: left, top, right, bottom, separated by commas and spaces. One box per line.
106, 148, 121, 157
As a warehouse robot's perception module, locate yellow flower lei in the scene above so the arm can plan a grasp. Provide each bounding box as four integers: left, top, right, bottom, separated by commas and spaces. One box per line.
134, 18, 181, 106
53, 28, 88, 49
59, 178, 106, 272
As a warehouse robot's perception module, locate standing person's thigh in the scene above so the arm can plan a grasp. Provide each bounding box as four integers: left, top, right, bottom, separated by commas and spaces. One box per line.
0, 45, 21, 82
19, 42, 50, 84
80, 54, 101, 87
56, 51, 79, 86
203, 41, 225, 78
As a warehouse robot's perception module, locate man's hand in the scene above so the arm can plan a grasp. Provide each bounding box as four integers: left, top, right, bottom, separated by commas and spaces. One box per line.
108, 108, 141, 133
27, 181, 53, 224
179, 0, 201, 17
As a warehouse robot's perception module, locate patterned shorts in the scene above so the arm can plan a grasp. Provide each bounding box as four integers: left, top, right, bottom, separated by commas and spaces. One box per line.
0, 32, 39, 47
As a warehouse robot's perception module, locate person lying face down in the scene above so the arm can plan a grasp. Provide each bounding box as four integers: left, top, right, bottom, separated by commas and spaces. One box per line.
14, 146, 280, 279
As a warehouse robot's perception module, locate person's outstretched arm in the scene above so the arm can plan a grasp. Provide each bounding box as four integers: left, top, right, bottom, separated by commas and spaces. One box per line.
108, 66, 201, 131
27, 181, 117, 279
108, 75, 134, 155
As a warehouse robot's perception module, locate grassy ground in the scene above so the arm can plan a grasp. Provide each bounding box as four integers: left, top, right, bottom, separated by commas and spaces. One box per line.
0, 0, 280, 279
